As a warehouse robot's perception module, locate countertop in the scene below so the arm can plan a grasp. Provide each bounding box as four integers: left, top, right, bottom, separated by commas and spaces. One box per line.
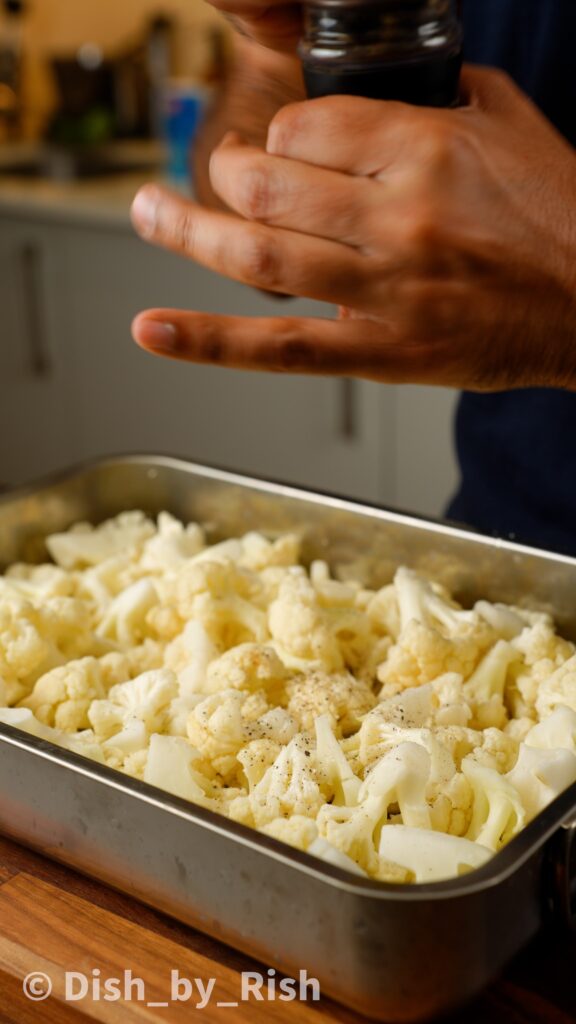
0, 141, 183, 229
0, 834, 574, 1024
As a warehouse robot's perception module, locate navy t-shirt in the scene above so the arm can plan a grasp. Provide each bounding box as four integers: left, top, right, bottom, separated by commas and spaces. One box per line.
446, 0, 576, 555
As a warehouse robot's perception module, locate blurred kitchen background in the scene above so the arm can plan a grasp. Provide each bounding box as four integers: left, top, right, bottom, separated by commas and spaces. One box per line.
0, 0, 458, 517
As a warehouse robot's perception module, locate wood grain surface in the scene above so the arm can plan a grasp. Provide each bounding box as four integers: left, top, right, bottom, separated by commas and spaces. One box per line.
0, 835, 574, 1024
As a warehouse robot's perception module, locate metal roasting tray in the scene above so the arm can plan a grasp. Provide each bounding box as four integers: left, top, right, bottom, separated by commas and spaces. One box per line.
0, 455, 575, 1023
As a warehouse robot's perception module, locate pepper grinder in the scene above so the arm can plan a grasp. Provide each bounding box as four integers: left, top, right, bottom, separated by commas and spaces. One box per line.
299, 0, 462, 106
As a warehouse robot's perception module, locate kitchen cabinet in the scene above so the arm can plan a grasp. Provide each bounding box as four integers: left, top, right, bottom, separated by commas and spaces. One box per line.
0, 219, 74, 483
0, 204, 458, 515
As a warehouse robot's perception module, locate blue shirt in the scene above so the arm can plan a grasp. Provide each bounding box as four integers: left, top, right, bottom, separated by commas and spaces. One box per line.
446, 0, 576, 554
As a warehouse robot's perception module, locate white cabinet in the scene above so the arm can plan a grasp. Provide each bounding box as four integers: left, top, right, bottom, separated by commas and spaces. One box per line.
0, 219, 74, 483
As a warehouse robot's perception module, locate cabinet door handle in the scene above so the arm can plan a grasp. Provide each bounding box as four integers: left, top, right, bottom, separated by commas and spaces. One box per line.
20, 242, 52, 378
338, 378, 357, 440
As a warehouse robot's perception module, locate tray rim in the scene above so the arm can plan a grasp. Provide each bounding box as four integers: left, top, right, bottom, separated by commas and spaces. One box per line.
3, 450, 576, 572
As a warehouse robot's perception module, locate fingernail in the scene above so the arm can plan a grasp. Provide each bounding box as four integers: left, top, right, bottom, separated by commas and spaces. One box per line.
131, 187, 160, 238
136, 320, 178, 353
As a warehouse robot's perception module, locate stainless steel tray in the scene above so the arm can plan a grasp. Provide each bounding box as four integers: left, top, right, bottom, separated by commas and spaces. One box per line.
0, 455, 575, 1023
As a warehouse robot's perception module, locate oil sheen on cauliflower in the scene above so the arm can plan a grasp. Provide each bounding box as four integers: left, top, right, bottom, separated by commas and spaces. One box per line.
1, 512, 575, 887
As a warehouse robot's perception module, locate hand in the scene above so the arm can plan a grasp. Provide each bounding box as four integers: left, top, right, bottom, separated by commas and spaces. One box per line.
131, 66, 576, 392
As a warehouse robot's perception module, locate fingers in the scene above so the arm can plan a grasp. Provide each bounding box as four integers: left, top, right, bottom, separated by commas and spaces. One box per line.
266, 95, 423, 174
131, 184, 370, 304
209, 134, 377, 246
132, 309, 433, 383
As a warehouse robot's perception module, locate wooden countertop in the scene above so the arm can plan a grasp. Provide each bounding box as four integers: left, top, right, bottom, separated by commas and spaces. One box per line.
0, 835, 574, 1024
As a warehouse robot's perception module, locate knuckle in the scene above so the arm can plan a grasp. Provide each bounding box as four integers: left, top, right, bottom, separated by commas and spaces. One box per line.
173, 207, 198, 255
421, 117, 475, 169
239, 229, 280, 287
399, 202, 444, 257
276, 337, 312, 372
197, 325, 224, 363
268, 102, 310, 154
236, 165, 273, 220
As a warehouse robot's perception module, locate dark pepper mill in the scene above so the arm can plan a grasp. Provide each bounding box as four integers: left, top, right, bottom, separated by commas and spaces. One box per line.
299, 0, 462, 106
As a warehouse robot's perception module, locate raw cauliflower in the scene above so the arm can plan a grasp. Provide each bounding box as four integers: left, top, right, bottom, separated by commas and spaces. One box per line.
286, 668, 376, 737
535, 656, 576, 719
2, 510, 576, 889
21, 654, 128, 731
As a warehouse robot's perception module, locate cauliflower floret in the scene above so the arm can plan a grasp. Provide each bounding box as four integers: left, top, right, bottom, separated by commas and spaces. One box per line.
205, 644, 287, 703
376, 569, 494, 696
249, 734, 324, 827
165, 693, 207, 737
4, 563, 74, 600
366, 584, 401, 641
377, 683, 436, 728
21, 656, 120, 731
379, 825, 493, 883
525, 705, 576, 752
308, 837, 367, 877
430, 674, 472, 727
0, 597, 63, 702
0, 708, 105, 764
261, 815, 319, 851
122, 748, 149, 780
143, 734, 216, 808
469, 727, 520, 775
506, 743, 576, 821
359, 742, 433, 830
89, 668, 178, 739
139, 513, 204, 571
102, 717, 148, 759
464, 641, 520, 730
433, 725, 484, 769
245, 706, 298, 745
513, 621, 574, 667
429, 772, 473, 836
507, 623, 575, 718
378, 622, 488, 697
504, 717, 535, 743
239, 532, 301, 572
166, 560, 268, 648
463, 757, 525, 852
269, 569, 343, 670
534, 656, 576, 720
164, 620, 218, 697
355, 709, 456, 793
314, 714, 361, 806
97, 579, 159, 647
316, 796, 388, 874
474, 600, 528, 640
238, 738, 282, 790
47, 512, 155, 569
186, 690, 246, 783
38, 596, 102, 660
286, 669, 375, 737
